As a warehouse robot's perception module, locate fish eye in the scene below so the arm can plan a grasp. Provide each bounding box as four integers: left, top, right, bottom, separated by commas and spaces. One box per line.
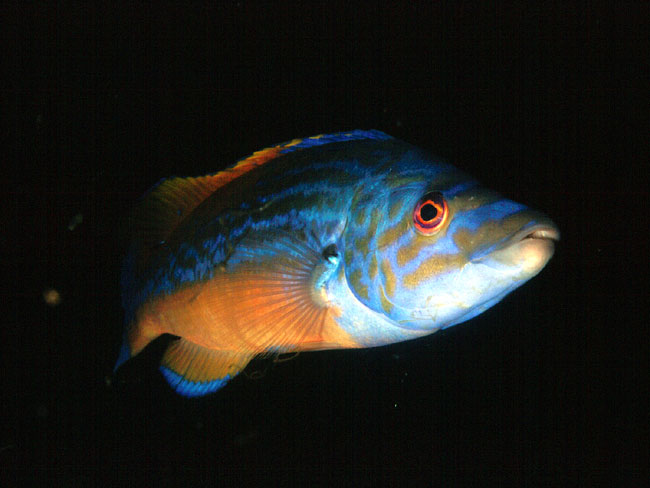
413, 191, 448, 235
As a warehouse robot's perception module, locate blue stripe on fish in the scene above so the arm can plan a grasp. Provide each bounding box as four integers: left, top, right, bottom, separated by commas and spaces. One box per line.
160, 366, 232, 397
271, 129, 392, 157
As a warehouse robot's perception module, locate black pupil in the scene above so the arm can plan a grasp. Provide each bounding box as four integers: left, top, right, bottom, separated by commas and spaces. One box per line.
420, 203, 438, 221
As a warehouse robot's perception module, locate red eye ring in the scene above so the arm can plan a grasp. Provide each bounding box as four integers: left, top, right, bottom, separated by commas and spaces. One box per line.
413, 191, 448, 235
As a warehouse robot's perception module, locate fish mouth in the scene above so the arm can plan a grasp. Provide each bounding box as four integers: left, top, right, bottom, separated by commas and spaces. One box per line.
488, 221, 560, 273
513, 224, 561, 244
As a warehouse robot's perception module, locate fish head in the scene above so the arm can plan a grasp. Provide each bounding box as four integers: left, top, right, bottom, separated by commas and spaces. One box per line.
343, 172, 559, 333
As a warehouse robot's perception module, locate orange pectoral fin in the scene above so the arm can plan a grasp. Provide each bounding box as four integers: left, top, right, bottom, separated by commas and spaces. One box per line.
197, 252, 359, 354
198, 233, 361, 353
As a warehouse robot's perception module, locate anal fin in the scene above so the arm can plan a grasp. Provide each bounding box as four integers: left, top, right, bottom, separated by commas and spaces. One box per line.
160, 339, 253, 397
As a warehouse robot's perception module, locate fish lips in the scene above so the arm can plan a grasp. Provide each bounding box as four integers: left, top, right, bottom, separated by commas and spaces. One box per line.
485, 220, 560, 274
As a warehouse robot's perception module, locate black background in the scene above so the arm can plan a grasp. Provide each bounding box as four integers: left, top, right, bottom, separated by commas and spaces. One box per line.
2, 2, 647, 486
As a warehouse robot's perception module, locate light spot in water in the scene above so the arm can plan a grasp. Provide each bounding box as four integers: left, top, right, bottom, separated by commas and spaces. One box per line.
68, 213, 83, 231
43, 288, 61, 306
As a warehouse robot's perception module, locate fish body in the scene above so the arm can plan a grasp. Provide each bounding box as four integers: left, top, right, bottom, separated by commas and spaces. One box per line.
115, 130, 559, 397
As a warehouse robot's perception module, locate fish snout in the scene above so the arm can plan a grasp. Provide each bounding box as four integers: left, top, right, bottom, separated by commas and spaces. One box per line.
491, 218, 560, 274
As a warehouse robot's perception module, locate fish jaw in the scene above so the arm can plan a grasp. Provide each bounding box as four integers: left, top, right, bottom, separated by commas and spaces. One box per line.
472, 219, 560, 278
481, 223, 559, 276
435, 218, 560, 329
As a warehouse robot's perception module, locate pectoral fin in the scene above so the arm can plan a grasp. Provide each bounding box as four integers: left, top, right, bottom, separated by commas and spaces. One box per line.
197, 233, 357, 353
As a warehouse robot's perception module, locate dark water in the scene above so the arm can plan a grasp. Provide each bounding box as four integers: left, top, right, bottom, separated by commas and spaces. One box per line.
3, 3, 646, 486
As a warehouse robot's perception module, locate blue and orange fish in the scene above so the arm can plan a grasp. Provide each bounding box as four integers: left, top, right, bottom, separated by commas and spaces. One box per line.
114, 130, 559, 397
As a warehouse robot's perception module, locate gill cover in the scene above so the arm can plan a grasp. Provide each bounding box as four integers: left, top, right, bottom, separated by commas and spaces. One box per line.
343, 178, 455, 324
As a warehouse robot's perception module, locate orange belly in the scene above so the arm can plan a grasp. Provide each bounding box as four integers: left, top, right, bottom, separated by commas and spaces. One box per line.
136, 269, 360, 354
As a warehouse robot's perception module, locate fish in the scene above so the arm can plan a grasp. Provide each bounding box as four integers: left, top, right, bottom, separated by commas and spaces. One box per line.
114, 130, 559, 397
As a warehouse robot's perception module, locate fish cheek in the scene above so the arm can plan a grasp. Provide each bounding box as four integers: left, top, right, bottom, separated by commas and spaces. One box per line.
343, 201, 384, 307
